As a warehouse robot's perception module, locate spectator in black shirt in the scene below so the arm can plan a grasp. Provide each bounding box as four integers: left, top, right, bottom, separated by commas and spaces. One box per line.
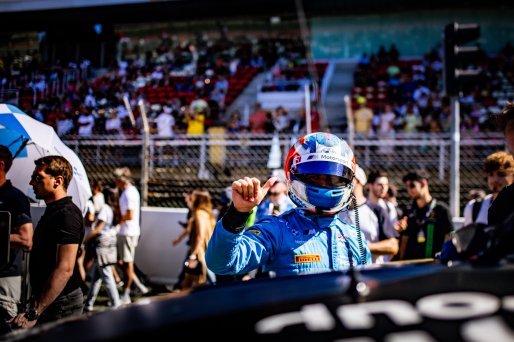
397, 169, 454, 260
0, 146, 33, 334
11, 156, 84, 329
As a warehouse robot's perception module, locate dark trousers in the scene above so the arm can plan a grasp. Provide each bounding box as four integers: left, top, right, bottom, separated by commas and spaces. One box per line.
0, 307, 14, 335
37, 287, 84, 325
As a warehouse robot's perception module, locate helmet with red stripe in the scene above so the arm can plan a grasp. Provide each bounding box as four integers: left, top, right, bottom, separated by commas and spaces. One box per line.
285, 132, 356, 214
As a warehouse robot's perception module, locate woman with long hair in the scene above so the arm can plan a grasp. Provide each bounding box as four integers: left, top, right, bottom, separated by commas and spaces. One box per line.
173, 189, 215, 290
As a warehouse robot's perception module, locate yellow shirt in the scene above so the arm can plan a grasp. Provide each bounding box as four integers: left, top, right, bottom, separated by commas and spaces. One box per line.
186, 114, 205, 135
354, 107, 374, 133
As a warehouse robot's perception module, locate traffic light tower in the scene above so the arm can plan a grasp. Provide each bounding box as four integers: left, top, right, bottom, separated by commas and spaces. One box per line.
443, 22, 481, 218
443, 23, 481, 96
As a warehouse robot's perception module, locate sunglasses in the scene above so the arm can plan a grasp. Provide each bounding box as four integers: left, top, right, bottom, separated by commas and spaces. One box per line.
30, 174, 45, 183
269, 192, 280, 196
405, 182, 418, 189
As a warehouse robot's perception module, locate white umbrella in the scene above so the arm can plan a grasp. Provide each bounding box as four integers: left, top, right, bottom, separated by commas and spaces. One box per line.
0, 103, 91, 215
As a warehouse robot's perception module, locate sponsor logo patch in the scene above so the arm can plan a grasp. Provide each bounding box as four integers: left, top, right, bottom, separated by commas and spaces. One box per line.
247, 229, 261, 235
294, 254, 321, 263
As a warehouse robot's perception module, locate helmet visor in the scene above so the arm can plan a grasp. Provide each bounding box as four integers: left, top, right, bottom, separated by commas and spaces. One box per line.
296, 174, 351, 189
294, 160, 353, 184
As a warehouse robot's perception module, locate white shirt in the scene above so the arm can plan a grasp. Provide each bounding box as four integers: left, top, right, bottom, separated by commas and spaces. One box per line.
378, 112, 396, 135
156, 112, 175, 137
340, 204, 388, 263
77, 114, 95, 136
105, 117, 123, 134
57, 118, 74, 136
92, 192, 105, 213
85, 200, 96, 235
95, 204, 115, 237
463, 194, 493, 226
377, 198, 399, 230
118, 184, 141, 236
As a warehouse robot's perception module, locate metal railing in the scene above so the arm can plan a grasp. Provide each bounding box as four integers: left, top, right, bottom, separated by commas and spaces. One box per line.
63, 131, 506, 215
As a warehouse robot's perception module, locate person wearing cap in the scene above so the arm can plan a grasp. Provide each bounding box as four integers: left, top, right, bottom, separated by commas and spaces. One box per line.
206, 132, 371, 278
339, 165, 398, 263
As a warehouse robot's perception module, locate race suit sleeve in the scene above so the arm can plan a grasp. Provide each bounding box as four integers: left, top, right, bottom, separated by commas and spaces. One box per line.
206, 206, 281, 276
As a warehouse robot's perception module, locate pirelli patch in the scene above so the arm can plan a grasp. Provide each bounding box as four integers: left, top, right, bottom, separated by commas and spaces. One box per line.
294, 254, 321, 263
247, 229, 261, 235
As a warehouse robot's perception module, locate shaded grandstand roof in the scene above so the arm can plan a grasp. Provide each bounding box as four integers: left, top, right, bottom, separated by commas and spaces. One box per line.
0, 0, 510, 32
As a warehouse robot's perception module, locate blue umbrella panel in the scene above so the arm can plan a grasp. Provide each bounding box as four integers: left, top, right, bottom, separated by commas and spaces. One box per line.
0, 127, 30, 158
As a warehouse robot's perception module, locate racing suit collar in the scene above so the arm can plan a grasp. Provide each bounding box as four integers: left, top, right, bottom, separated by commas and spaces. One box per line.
300, 210, 338, 228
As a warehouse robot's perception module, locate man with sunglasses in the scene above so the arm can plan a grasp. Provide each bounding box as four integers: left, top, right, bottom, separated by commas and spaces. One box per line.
10, 156, 84, 329
396, 169, 453, 261
255, 180, 295, 221
206, 132, 371, 278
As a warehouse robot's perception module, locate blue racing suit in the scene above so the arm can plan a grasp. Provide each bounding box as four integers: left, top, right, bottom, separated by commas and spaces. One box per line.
206, 208, 371, 277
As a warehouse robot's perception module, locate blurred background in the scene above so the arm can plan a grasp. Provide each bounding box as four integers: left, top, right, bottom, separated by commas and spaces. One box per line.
0, 0, 512, 215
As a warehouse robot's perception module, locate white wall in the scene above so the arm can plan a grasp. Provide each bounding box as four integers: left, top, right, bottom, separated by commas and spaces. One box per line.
135, 207, 189, 286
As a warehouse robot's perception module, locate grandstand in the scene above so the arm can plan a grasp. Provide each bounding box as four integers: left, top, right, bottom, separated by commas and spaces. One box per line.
0, 0, 513, 216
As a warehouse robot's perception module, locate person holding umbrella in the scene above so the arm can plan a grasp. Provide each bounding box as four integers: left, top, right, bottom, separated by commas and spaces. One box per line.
10, 155, 85, 329
0, 145, 33, 334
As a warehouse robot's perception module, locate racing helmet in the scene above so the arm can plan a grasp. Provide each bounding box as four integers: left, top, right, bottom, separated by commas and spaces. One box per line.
285, 132, 356, 214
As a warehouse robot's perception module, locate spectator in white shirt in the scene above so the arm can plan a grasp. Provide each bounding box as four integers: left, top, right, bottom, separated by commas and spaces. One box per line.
156, 105, 176, 137
77, 109, 95, 137
105, 108, 124, 135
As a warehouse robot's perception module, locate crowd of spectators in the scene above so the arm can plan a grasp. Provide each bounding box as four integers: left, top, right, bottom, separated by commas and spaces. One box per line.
2, 33, 513, 138
351, 42, 514, 136
0, 34, 310, 137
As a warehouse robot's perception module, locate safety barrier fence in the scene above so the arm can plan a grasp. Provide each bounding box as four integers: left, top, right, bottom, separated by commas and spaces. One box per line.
63, 132, 506, 215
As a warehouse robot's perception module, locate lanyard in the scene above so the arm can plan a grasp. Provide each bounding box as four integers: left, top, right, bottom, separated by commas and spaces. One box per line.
414, 199, 437, 257
414, 199, 437, 227
425, 223, 434, 258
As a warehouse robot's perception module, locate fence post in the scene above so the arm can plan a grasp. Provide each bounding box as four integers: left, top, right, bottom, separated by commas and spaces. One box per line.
149, 139, 155, 178
344, 95, 354, 149
198, 135, 209, 179
267, 133, 282, 169
138, 99, 150, 207
450, 97, 461, 217
304, 84, 312, 134
438, 141, 445, 180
